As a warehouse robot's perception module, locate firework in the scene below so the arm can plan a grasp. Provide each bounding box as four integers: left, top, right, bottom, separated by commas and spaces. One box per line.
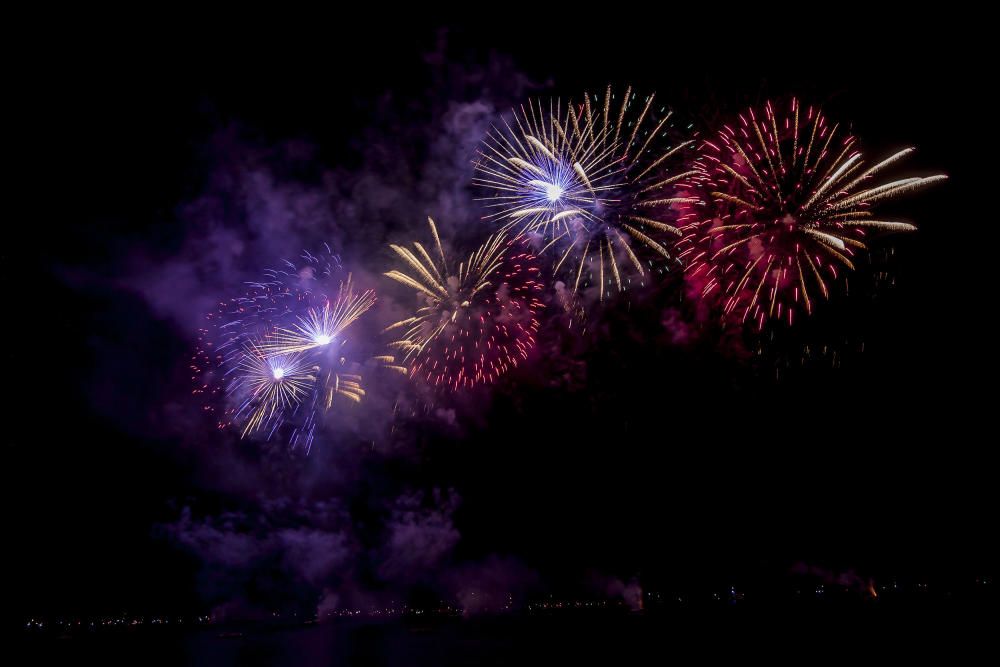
231, 341, 317, 439
676, 99, 946, 329
474, 86, 696, 300
191, 246, 394, 450
385, 218, 543, 391
264, 275, 377, 356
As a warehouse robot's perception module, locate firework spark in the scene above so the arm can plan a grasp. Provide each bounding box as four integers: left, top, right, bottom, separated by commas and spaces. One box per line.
676, 98, 946, 329
264, 275, 376, 356
474, 86, 696, 300
385, 218, 543, 392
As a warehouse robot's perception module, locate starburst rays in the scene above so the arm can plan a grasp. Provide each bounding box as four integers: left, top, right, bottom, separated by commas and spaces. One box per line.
676, 98, 945, 328
475, 86, 696, 301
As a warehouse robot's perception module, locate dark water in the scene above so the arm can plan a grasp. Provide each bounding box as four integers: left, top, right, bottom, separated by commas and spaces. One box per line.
21, 610, 995, 665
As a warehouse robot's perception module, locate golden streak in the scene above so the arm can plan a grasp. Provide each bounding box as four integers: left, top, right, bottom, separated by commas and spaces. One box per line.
625, 215, 681, 236
639, 170, 701, 193
573, 239, 591, 293
838, 220, 917, 232
838, 147, 916, 195
623, 224, 671, 258
829, 175, 947, 210
525, 135, 556, 161
384, 270, 440, 299
573, 161, 596, 195
508, 157, 548, 178
711, 192, 762, 211
635, 197, 698, 207
389, 244, 447, 296
796, 256, 811, 314
802, 153, 862, 210
803, 229, 846, 251
816, 243, 856, 270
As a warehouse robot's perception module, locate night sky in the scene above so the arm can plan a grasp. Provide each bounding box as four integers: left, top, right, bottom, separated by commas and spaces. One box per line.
9, 16, 993, 622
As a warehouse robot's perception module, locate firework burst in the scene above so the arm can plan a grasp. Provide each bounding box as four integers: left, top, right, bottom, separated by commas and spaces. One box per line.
191, 246, 396, 451
231, 342, 317, 439
385, 218, 543, 392
474, 86, 696, 301
264, 275, 377, 356
676, 98, 946, 329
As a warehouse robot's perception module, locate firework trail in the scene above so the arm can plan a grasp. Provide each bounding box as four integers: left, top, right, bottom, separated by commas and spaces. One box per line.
474, 86, 697, 301
676, 98, 946, 329
191, 246, 397, 451
385, 218, 544, 392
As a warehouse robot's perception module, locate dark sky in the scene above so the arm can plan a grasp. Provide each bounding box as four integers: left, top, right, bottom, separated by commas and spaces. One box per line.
8, 16, 993, 618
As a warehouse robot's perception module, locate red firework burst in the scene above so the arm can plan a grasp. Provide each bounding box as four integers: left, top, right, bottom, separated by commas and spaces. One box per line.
676, 98, 945, 329
385, 218, 544, 392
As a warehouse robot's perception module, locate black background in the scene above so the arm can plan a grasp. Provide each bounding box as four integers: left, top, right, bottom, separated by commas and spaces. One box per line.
7, 14, 993, 619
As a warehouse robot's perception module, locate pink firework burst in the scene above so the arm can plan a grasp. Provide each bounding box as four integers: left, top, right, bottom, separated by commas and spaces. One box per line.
676, 98, 945, 329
